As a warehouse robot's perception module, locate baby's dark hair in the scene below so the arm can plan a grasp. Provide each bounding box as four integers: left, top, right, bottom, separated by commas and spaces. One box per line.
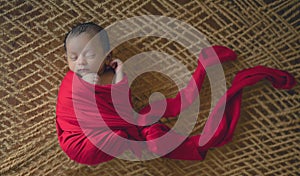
64, 22, 110, 52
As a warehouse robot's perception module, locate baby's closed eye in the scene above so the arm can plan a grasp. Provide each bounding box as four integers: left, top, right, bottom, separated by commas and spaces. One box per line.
85, 51, 96, 58
69, 55, 77, 61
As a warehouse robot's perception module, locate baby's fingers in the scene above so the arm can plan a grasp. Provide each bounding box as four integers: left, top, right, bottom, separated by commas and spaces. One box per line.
110, 59, 123, 71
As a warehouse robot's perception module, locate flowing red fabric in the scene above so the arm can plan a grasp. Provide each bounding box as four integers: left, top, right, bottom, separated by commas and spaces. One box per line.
56, 46, 296, 165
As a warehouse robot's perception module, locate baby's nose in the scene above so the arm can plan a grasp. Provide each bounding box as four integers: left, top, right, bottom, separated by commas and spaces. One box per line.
77, 55, 87, 65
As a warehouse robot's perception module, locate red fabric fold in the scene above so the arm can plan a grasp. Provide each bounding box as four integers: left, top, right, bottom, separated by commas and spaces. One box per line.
197, 65, 296, 150
137, 46, 237, 124
55, 46, 296, 165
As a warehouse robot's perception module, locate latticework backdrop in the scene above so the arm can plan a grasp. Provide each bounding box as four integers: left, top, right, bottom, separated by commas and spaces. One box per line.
1, 0, 299, 175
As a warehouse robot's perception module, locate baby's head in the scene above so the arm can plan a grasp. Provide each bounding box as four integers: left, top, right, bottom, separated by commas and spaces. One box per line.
64, 22, 111, 77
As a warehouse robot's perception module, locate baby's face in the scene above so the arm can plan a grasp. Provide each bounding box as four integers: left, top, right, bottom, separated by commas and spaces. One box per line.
66, 33, 106, 77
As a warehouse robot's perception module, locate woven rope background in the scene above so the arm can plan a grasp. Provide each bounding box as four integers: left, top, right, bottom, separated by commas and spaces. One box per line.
1, 0, 299, 175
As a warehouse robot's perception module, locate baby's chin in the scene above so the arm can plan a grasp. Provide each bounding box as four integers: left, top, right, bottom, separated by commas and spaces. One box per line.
77, 71, 99, 78
75, 69, 93, 77
75, 72, 84, 77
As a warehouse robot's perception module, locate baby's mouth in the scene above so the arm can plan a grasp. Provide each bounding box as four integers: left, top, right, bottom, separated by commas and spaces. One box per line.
77, 69, 90, 76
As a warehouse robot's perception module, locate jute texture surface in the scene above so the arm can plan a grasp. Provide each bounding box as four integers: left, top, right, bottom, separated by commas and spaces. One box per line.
1, 0, 299, 175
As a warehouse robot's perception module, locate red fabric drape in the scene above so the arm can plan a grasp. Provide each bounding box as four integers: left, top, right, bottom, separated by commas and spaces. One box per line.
56, 46, 296, 165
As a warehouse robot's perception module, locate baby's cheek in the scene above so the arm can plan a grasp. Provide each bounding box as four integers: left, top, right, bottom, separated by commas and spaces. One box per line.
67, 61, 76, 71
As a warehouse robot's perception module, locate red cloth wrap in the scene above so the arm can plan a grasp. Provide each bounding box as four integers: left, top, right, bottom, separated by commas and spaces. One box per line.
56, 46, 296, 165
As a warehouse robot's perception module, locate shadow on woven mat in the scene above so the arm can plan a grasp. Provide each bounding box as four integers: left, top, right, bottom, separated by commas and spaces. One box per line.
1, 0, 299, 175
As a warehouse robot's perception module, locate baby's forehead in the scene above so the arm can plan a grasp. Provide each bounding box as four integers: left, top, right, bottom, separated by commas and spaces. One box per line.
67, 32, 97, 42
67, 33, 103, 48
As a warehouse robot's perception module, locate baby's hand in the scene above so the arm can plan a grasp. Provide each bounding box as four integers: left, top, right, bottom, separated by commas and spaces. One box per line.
110, 59, 124, 84
110, 59, 123, 73
81, 73, 100, 85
